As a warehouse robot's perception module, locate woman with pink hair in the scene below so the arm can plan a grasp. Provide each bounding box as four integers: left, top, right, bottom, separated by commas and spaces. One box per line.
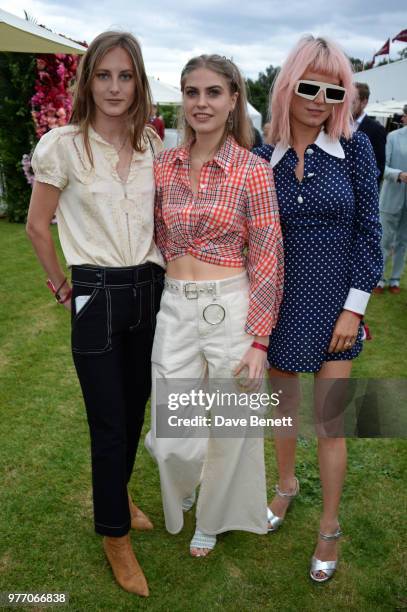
254, 35, 382, 582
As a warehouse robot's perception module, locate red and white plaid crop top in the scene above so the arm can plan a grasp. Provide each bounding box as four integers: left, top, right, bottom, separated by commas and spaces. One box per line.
154, 135, 284, 336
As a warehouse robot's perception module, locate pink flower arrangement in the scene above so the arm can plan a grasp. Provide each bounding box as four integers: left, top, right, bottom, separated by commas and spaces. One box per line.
24, 52, 81, 189
31, 53, 79, 138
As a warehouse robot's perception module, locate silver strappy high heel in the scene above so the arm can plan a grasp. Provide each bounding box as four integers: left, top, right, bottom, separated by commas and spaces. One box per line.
267, 477, 299, 532
310, 527, 342, 583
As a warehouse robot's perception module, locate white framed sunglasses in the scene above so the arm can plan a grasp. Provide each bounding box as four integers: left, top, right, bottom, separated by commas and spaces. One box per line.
295, 80, 347, 103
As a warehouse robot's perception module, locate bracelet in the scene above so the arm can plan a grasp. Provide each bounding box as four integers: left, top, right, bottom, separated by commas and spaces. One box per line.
58, 288, 72, 304
251, 341, 268, 353
46, 277, 71, 304
55, 277, 68, 295
46, 277, 67, 295
344, 309, 363, 320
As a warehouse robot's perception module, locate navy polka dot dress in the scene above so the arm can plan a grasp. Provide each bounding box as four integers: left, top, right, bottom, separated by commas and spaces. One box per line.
253, 131, 383, 373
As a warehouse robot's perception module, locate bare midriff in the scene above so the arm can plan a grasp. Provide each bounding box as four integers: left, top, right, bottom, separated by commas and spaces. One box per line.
167, 254, 245, 281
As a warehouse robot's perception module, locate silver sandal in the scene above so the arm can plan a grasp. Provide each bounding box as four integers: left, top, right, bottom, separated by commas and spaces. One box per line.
190, 528, 216, 557
267, 477, 299, 532
310, 527, 342, 583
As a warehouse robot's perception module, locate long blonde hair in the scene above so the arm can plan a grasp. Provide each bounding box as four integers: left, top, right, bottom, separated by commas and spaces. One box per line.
70, 31, 152, 163
179, 54, 253, 150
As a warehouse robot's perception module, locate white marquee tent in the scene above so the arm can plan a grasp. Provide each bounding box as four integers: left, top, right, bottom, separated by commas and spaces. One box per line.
365, 99, 407, 118
0, 8, 87, 54
353, 59, 407, 104
247, 102, 262, 131
148, 76, 183, 105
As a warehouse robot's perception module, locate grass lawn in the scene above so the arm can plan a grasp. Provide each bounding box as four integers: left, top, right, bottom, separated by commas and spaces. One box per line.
0, 218, 406, 611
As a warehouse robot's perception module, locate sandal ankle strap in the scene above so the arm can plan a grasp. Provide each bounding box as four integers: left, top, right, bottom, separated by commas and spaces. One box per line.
319, 527, 342, 541
275, 476, 299, 499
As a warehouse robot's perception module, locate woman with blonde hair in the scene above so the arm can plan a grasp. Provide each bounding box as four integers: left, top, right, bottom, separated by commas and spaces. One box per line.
253, 35, 382, 582
27, 31, 164, 597
145, 54, 284, 556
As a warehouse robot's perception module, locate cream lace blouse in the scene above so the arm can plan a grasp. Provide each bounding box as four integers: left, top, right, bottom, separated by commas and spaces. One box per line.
31, 124, 165, 269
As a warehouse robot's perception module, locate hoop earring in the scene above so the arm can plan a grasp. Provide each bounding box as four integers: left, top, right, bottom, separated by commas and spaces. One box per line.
227, 112, 234, 131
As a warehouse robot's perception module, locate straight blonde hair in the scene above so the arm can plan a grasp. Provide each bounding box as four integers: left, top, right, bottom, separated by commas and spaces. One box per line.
179, 54, 254, 150
71, 31, 152, 164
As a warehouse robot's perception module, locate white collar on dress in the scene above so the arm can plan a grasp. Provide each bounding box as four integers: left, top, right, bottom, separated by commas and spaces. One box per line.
270, 130, 345, 168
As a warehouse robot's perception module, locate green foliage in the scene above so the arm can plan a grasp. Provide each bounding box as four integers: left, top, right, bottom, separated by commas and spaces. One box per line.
246, 65, 279, 124
0, 53, 36, 223
158, 104, 179, 130
377, 57, 394, 66
349, 56, 366, 72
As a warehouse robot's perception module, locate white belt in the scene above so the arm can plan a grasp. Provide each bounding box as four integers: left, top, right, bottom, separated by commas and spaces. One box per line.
164, 272, 248, 300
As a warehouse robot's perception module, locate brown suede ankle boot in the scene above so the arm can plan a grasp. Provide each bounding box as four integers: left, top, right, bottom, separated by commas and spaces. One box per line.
128, 494, 154, 531
103, 534, 149, 597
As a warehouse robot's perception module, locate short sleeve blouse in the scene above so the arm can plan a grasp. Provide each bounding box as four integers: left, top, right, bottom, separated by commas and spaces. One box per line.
31, 125, 165, 269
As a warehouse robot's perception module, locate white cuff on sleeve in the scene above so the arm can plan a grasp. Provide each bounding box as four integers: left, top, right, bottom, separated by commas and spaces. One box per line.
385, 167, 402, 182
343, 288, 371, 315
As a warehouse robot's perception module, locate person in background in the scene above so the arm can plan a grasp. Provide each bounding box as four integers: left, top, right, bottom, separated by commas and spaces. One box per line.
253, 35, 382, 583
262, 121, 272, 143
375, 104, 407, 294
149, 103, 165, 140
352, 82, 386, 185
250, 119, 263, 147
26, 31, 164, 598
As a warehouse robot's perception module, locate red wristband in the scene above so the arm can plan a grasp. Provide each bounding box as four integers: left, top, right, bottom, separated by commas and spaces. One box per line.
47, 277, 67, 294
46, 279, 57, 294
345, 309, 363, 320
251, 341, 268, 353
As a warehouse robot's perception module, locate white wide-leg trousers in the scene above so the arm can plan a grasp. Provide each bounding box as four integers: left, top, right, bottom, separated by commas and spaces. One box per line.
145, 273, 268, 535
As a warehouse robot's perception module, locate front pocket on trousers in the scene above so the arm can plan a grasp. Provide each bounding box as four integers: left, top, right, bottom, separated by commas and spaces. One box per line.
72, 287, 99, 322
72, 288, 112, 354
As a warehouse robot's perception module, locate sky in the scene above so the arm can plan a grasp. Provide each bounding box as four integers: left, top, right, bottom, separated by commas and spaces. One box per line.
1, 0, 406, 86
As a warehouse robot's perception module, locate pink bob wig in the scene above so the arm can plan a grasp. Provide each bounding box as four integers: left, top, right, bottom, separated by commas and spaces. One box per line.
269, 35, 353, 146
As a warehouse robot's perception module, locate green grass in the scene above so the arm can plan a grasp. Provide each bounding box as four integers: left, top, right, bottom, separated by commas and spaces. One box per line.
0, 218, 406, 612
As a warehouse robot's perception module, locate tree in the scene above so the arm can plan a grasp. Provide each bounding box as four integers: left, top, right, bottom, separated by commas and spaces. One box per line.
246, 65, 279, 123
349, 57, 364, 72
0, 53, 36, 222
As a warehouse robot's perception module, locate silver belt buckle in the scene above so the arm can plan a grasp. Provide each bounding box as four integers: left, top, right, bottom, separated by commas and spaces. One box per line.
184, 282, 199, 299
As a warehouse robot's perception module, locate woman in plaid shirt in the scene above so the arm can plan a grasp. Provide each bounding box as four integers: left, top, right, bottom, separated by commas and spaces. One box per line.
145, 54, 284, 556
